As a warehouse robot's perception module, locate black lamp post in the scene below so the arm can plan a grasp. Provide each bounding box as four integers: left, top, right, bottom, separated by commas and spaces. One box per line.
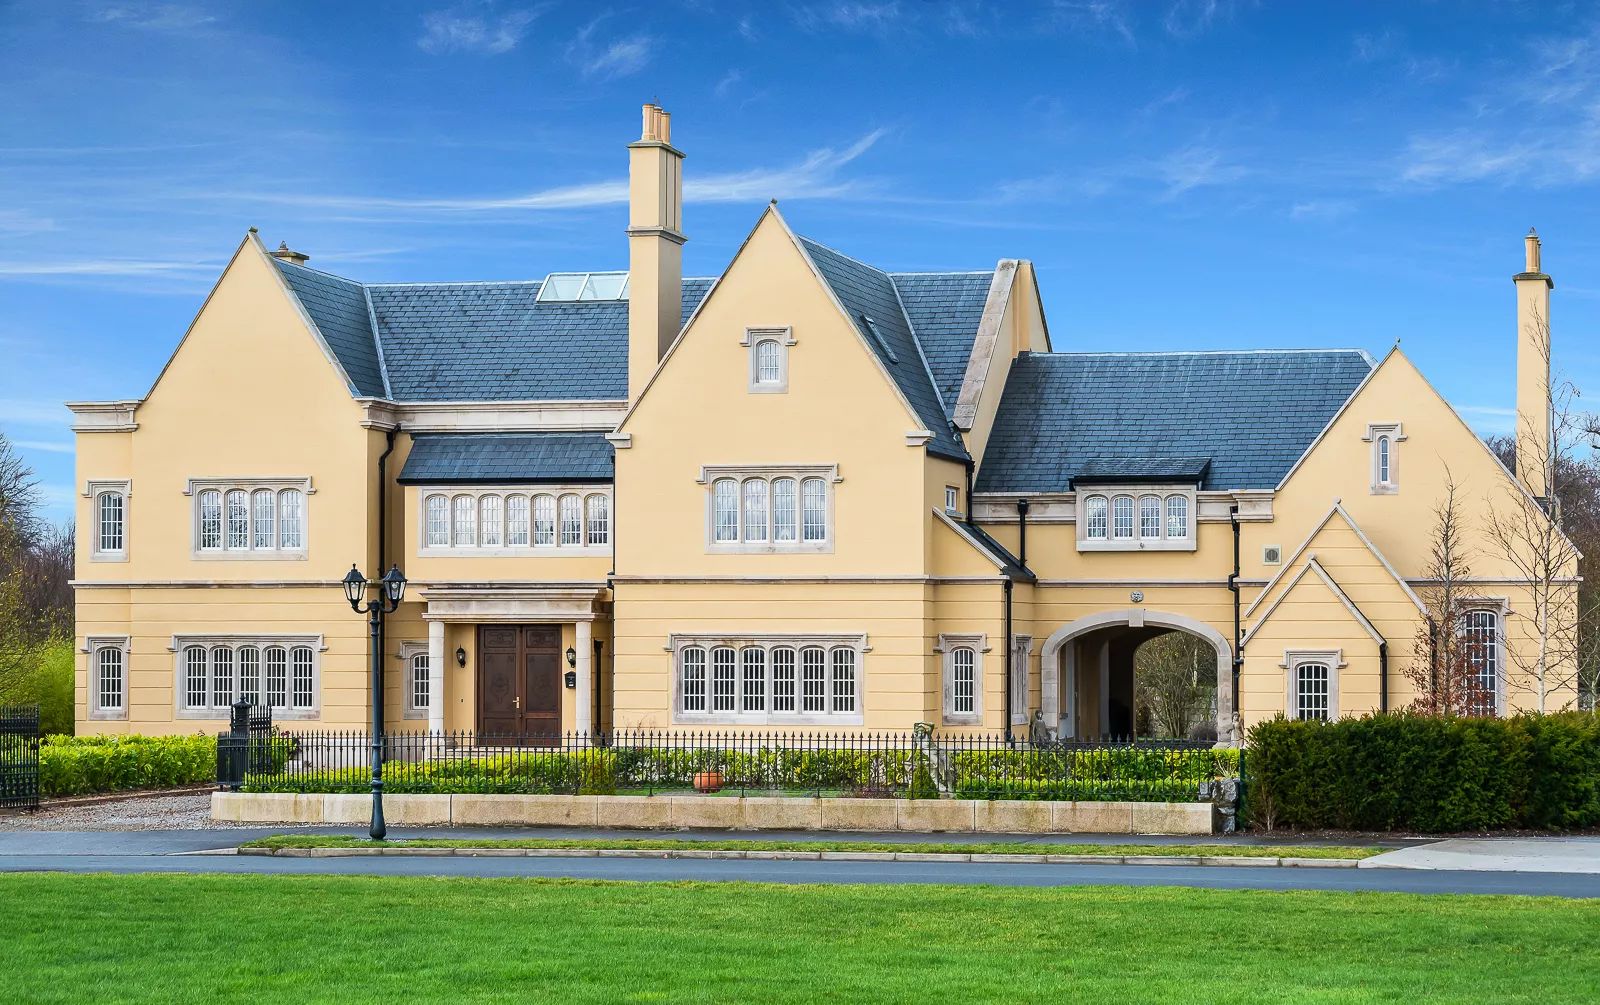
343, 563, 407, 840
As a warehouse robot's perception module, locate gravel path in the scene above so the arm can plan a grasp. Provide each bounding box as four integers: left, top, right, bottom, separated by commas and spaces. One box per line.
0, 792, 251, 831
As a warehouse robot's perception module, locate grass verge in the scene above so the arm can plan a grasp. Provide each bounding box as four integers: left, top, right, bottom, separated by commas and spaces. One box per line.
241, 834, 1381, 859
0, 874, 1594, 1004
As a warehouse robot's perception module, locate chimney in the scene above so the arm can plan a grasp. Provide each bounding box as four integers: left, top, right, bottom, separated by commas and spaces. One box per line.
1513, 228, 1554, 501
270, 242, 310, 267
627, 103, 686, 401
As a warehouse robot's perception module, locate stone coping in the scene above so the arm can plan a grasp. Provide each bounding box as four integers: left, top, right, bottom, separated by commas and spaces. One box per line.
238, 845, 1354, 868
213, 792, 1216, 835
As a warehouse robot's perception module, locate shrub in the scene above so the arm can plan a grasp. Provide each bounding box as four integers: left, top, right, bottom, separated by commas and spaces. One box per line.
1245, 712, 1600, 832
38, 734, 217, 797
0, 639, 74, 735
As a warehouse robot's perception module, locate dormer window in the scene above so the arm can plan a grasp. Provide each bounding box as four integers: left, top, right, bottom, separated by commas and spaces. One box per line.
1078, 485, 1198, 552
742, 327, 794, 393
1364, 423, 1404, 495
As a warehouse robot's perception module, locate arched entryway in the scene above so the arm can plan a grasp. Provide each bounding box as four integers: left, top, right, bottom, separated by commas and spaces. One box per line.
1039, 610, 1234, 744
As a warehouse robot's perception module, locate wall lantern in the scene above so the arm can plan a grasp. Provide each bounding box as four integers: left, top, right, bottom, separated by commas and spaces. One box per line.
455, 647, 467, 668
565, 646, 577, 668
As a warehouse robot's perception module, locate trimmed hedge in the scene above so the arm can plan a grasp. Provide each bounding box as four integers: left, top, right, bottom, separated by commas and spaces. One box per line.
38, 734, 217, 798
246, 744, 1239, 801
1245, 712, 1600, 832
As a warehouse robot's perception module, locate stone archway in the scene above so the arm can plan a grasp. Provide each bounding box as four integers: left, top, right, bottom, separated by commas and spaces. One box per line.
1039, 609, 1234, 744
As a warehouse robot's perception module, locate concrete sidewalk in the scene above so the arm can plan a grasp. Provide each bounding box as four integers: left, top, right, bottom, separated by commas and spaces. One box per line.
1363, 837, 1600, 873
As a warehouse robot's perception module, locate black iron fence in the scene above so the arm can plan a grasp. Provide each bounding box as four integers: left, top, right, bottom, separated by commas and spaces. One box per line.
0, 705, 41, 810
216, 701, 278, 791
234, 728, 1235, 802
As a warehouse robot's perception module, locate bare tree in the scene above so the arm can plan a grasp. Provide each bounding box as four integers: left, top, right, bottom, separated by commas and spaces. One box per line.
1484, 307, 1585, 711
1405, 471, 1494, 715
1134, 632, 1217, 739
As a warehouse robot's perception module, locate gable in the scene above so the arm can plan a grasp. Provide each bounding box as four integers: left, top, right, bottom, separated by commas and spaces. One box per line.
1273, 348, 1572, 579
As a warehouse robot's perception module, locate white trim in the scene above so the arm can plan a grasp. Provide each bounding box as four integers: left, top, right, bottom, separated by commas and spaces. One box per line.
973, 489, 1273, 524
937, 633, 988, 725
699, 465, 839, 554
1244, 500, 1428, 620
66, 400, 139, 432
358, 399, 626, 434
1245, 559, 1385, 647
263, 244, 368, 396
1283, 648, 1344, 720
84, 635, 131, 720
398, 641, 430, 719
932, 509, 1010, 574
742, 326, 795, 394
668, 633, 868, 726
1459, 601, 1509, 717
186, 478, 312, 561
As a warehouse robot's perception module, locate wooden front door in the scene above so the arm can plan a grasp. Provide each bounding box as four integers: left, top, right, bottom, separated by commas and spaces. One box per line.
477, 625, 562, 741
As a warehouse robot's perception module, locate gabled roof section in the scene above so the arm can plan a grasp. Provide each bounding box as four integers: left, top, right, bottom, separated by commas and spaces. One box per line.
272, 259, 388, 398
272, 259, 714, 403
397, 432, 613, 484
976, 349, 1374, 492
1244, 500, 1428, 621
933, 509, 1035, 581
796, 237, 968, 461
890, 270, 995, 418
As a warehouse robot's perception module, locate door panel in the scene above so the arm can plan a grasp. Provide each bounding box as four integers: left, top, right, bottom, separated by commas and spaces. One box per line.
476, 625, 562, 742
478, 629, 520, 737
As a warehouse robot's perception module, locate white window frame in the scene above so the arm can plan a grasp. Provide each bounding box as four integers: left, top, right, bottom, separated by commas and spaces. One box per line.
85, 479, 131, 562
741, 327, 796, 393
184, 477, 312, 560
417, 486, 612, 556
945, 485, 960, 515
1459, 602, 1507, 717
170, 634, 325, 720
669, 633, 867, 725
1076, 485, 1199, 552
699, 464, 840, 554
1363, 422, 1405, 495
84, 635, 131, 720
1011, 634, 1033, 725
938, 633, 988, 726
1282, 648, 1344, 721
398, 640, 430, 720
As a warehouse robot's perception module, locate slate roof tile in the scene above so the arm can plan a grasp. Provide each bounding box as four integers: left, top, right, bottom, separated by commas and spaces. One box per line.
397, 432, 613, 484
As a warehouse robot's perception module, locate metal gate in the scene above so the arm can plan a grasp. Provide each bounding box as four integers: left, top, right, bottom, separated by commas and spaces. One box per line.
0, 705, 41, 810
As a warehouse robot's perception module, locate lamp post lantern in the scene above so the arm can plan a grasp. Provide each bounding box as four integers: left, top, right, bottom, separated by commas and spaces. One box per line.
343, 562, 406, 840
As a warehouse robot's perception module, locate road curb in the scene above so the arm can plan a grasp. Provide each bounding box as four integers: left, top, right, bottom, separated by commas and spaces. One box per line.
237, 846, 1363, 868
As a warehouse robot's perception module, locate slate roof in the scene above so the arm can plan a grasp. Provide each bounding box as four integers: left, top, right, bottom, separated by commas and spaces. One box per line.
975, 350, 1375, 493
890, 271, 994, 416
274, 257, 714, 402
273, 261, 386, 398
1073, 456, 1212, 485
797, 238, 971, 462
397, 432, 613, 484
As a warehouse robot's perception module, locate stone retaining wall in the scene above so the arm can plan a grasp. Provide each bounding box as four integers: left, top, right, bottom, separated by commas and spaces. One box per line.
212, 792, 1216, 834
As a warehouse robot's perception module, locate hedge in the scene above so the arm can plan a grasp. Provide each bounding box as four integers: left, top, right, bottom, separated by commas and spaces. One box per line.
37, 734, 217, 798
245, 744, 1239, 801
1245, 712, 1600, 832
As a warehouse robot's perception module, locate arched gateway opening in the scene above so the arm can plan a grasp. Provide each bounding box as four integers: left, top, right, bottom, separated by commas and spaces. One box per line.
1039, 610, 1234, 744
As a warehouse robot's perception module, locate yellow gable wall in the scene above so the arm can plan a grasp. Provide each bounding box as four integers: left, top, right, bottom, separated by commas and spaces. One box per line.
1241, 567, 1380, 720
1274, 349, 1572, 582
614, 209, 931, 578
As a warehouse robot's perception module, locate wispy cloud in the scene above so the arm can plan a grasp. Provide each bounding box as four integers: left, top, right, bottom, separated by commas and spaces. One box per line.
205, 130, 890, 215
1153, 144, 1248, 197
89, 2, 216, 32
0, 400, 74, 428
13, 439, 74, 455
1044, 1, 1136, 46
790, 3, 904, 35
1162, 0, 1236, 39
1289, 199, 1355, 221
418, 4, 542, 55
568, 19, 653, 79
0, 258, 221, 278
714, 69, 746, 99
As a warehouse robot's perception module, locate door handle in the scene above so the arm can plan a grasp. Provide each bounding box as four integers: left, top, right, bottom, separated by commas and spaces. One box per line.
514, 696, 520, 709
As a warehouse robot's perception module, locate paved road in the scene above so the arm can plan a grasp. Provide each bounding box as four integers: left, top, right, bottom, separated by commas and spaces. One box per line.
1, 828, 1596, 896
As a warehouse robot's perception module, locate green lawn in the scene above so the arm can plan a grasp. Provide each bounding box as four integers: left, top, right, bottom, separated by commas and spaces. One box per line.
2, 874, 1595, 1003
243, 833, 1381, 859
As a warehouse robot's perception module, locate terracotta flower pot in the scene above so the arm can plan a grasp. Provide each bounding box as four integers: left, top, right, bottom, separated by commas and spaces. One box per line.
693, 770, 724, 794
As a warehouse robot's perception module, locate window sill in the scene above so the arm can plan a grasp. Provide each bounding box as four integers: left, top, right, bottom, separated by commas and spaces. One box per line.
420, 545, 610, 557
191, 551, 309, 562
674, 713, 864, 727
88, 709, 127, 721
90, 552, 128, 563
175, 708, 320, 720
707, 542, 833, 555
942, 715, 982, 727
1077, 539, 1196, 553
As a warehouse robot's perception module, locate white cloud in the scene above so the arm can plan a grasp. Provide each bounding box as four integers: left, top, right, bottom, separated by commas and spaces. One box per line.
13, 439, 74, 455
568, 19, 653, 79
714, 69, 746, 99
210, 129, 889, 214
89, 3, 216, 32
1153, 144, 1248, 198
418, 5, 542, 55
791, 3, 904, 34
0, 400, 74, 429
1045, 1, 1136, 46
0, 258, 221, 278
1289, 199, 1355, 221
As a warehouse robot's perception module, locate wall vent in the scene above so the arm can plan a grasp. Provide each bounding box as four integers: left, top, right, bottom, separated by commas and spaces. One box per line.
1263, 545, 1283, 566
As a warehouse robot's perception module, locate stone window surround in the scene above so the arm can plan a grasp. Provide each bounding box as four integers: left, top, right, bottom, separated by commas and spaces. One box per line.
1011, 634, 1033, 725
84, 479, 131, 563
698, 464, 841, 554
418, 485, 612, 557
398, 640, 429, 719
83, 635, 131, 720
1075, 484, 1199, 553
937, 633, 988, 726
740, 326, 796, 394
1363, 422, 1405, 495
169, 633, 326, 720
1460, 599, 1510, 717
184, 477, 313, 561
1282, 648, 1345, 721
667, 632, 868, 726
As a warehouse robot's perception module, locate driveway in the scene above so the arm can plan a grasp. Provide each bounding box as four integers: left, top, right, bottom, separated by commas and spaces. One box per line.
1364, 837, 1600, 874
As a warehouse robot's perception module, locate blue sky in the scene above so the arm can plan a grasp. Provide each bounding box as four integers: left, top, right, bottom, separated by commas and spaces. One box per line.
4, 1, 1600, 523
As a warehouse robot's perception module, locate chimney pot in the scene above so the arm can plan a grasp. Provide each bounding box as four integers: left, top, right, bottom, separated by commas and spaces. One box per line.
1525, 229, 1541, 274
270, 242, 310, 267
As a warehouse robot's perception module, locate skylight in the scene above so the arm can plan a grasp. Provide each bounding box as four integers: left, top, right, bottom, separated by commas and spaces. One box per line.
536, 271, 630, 302
860, 314, 898, 363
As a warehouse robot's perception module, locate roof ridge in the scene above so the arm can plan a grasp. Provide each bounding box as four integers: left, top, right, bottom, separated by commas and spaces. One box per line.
1035, 348, 1373, 359
888, 261, 955, 424
274, 258, 364, 288
887, 270, 995, 277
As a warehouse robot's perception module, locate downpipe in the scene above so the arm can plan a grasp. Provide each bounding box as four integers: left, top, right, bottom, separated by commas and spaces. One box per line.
1228, 506, 1243, 743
